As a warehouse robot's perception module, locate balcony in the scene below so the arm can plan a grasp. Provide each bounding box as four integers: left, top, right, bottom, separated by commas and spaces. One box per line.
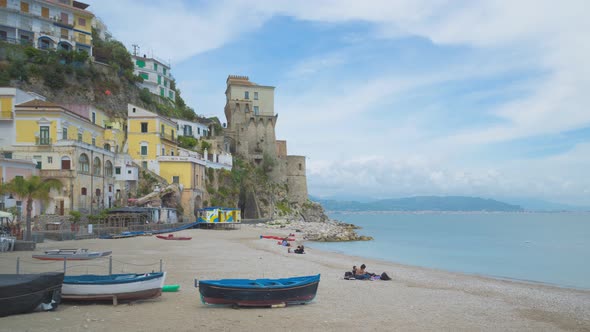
40, 169, 75, 179
0, 36, 33, 47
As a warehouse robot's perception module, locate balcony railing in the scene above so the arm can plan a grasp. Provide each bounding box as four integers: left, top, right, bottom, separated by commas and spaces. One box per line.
35, 137, 51, 146
0, 111, 13, 120
159, 132, 177, 142
40, 169, 75, 178
0, 36, 34, 47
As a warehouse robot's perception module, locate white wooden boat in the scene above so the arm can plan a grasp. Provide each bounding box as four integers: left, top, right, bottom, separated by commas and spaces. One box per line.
32, 249, 112, 261
62, 272, 166, 305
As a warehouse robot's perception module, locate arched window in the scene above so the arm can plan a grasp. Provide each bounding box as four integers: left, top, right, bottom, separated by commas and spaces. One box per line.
93, 157, 101, 176
81, 187, 87, 195
78, 154, 89, 173
104, 143, 111, 151
105, 160, 113, 177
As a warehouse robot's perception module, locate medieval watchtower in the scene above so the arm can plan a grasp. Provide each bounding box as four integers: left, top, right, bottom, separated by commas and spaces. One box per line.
224, 75, 308, 205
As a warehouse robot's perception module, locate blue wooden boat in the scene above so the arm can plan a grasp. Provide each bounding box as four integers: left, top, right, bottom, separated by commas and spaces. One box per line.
0, 272, 64, 317
196, 274, 320, 307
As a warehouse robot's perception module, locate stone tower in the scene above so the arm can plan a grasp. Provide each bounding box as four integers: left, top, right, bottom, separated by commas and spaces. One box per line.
224, 75, 308, 206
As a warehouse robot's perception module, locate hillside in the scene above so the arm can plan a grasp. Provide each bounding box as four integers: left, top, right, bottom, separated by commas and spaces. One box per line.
313, 196, 524, 212
0, 33, 197, 121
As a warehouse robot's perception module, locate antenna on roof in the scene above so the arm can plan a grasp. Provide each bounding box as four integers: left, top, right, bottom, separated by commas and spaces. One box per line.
132, 44, 140, 56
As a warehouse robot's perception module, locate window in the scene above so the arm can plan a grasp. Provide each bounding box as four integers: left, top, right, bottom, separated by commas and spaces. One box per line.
140, 145, 148, 156
140, 72, 148, 80
163, 68, 167, 75
104, 143, 110, 151
254, 92, 258, 100
172, 176, 179, 184
161, 124, 165, 134
81, 187, 87, 195
93, 157, 101, 176
161, 148, 165, 156
115, 167, 121, 175
164, 80, 168, 87
244, 91, 249, 99
0, 0, 7, 8
39, 126, 50, 145
41, 7, 49, 18
3, 152, 12, 159
136, 59, 145, 68
157, 75, 161, 84
105, 161, 113, 177
128, 170, 132, 174
141, 122, 148, 133
60, 28, 68, 39
36, 161, 42, 169
78, 18, 86, 26
60, 12, 68, 24
20, 1, 29, 12
92, 112, 96, 124
47, 156, 53, 164
61, 157, 70, 170
154, 63, 158, 70
160, 88, 164, 96
141, 161, 147, 169
197, 128, 200, 135
253, 106, 259, 115
92, 137, 96, 146
95, 188, 101, 196
171, 150, 174, 156
169, 91, 173, 99
79, 154, 89, 173
62, 128, 68, 140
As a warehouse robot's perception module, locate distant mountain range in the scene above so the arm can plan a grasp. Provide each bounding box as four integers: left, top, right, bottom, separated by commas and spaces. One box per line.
311, 196, 524, 212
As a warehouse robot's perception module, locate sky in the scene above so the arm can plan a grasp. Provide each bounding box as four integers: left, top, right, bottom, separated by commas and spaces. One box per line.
86, 0, 590, 206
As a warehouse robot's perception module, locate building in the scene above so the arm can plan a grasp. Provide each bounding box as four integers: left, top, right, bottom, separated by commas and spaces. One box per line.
0, 0, 94, 54
132, 55, 176, 103
224, 75, 308, 210
173, 117, 209, 140
126, 103, 178, 174
0, 156, 39, 216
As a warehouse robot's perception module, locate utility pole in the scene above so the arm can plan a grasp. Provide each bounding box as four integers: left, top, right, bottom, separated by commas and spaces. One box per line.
132, 44, 139, 56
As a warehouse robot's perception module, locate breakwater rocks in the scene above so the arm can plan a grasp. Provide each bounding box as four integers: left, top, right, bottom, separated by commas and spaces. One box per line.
255, 219, 373, 242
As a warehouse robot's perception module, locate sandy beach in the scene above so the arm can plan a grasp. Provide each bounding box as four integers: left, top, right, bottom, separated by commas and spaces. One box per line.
1, 226, 589, 332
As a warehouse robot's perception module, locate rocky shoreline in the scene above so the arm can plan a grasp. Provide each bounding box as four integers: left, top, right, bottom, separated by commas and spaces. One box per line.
254, 218, 373, 242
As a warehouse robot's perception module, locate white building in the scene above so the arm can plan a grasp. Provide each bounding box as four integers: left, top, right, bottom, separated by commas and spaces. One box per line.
172, 117, 209, 139
132, 54, 176, 102
0, 0, 94, 54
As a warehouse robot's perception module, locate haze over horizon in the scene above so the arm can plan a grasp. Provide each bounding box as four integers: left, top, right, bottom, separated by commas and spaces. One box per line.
87, 0, 590, 206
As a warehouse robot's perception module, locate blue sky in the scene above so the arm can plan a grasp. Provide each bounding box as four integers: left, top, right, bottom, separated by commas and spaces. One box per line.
86, 0, 590, 206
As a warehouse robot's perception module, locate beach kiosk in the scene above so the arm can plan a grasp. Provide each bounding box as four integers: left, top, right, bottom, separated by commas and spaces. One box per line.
197, 207, 241, 229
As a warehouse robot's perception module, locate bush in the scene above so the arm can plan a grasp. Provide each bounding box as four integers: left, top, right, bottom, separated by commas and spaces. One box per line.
178, 136, 197, 149
43, 67, 66, 89
139, 88, 153, 105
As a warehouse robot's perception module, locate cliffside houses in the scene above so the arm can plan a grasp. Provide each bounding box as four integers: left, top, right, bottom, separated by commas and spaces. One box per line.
132, 55, 176, 104
0, 0, 94, 54
0, 88, 231, 220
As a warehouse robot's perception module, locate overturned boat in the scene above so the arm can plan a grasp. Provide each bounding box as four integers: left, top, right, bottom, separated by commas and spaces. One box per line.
0, 272, 64, 317
62, 272, 166, 305
196, 274, 320, 307
32, 248, 112, 261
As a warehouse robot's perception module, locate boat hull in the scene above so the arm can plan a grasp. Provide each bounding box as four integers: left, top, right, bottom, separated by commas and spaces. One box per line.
156, 235, 192, 240
32, 250, 112, 261
0, 272, 64, 317
62, 272, 166, 303
198, 275, 319, 307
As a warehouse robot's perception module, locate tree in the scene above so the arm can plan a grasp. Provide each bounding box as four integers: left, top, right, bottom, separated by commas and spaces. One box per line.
0, 176, 62, 241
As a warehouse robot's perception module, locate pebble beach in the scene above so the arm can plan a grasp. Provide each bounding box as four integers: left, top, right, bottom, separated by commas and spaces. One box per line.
1, 225, 589, 332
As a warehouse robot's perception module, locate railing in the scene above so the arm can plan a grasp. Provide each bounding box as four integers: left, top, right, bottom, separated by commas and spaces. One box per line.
35, 137, 51, 146
39, 169, 75, 178
0, 111, 13, 120
159, 132, 177, 142
0, 36, 34, 46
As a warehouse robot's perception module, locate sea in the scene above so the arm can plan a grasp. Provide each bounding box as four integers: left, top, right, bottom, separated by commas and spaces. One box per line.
308, 212, 590, 289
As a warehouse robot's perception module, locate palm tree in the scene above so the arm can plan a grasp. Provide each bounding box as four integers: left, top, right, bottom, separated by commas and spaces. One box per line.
1, 176, 62, 241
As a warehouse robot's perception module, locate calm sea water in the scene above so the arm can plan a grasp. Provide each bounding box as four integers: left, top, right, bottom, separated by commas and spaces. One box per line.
308, 212, 590, 289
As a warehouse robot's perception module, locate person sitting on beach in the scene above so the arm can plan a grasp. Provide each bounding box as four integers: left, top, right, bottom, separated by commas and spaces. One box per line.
354, 264, 371, 280
281, 238, 291, 247
294, 245, 305, 254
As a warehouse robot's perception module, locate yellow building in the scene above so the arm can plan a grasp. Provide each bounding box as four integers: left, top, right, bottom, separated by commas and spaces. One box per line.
1, 97, 116, 215
127, 104, 178, 174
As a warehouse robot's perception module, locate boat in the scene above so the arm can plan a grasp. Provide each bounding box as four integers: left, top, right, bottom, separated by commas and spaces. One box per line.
0, 272, 64, 317
32, 248, 112, 261
62, 272, 166, 305
156, 234, 192, 241
196, 274, 320, 307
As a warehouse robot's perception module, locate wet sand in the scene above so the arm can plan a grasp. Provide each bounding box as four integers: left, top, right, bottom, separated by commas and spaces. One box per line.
0, 226, 589, 331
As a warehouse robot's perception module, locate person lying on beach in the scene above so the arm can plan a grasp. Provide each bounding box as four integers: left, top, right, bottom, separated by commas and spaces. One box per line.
354, 264, 371, 280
